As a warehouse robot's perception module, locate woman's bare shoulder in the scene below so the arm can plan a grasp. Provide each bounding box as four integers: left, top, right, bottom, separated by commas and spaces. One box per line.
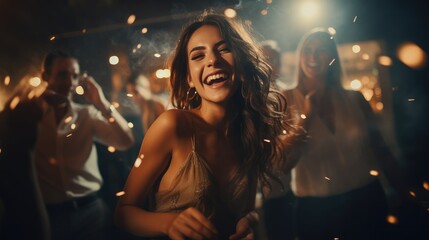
148, 109, 195, 138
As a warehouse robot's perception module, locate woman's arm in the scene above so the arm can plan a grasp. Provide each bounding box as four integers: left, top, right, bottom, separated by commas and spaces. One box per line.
115, 110, 217, 239
114, 109, 178, 236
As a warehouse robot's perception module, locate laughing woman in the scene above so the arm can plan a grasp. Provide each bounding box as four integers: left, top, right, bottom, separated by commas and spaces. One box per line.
115, 12, 290, 240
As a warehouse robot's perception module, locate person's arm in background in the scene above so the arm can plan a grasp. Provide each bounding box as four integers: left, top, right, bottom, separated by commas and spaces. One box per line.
80, 75, 134, 150
278, 89, 316, 172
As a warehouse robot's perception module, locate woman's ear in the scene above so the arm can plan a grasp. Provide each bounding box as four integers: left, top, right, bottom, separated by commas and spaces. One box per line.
187, 76, 195, 88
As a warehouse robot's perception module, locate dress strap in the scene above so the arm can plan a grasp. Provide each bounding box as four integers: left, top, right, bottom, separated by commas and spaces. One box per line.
189, 112, 196, 152
191, 134, 196, 151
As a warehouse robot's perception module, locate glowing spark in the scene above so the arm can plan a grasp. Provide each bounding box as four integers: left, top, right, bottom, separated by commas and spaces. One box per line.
132, 49, 137, 53
108, 117, 115, 123
71, 123, 76, 130
386, 214, 398, 224
324, 176, 331, 180
154, 53, 161, 58
116, 191, 126, 197
126, 93, 133, 97
29, 77, 41, 87
141, 27, 148, 34
9, 96, 20, 110
137, 43, 142, 49
261, 9, 268, 16
408, 98, 415, 102
409, 191, 416, 197
282, 130, 287, 134
64, 116, 73, 123
224, 8, 237, 18
128, 122, 134, 128
369, 170, 379, 176
397, 42, 427, 69
140, 154, 144, 159
134, 157, 142, 168
327, 27, 336, 36
75, 86, 84, 95
329, 58, 336, 66
109, 56, 119, 65
28, 90, 35, 99
362, 53, 370, 60
423, 181, 429, 191
82, 28, 87, 33
352, 45, 361, 53
127, 14, 136, 24
263, 139, 271, 143
350, 79, 362, 90
107, 146, 116, 153
300, 114, 307, 119
112, 102, 120, 108
0, 148, 2, 154
266, 0, 272, 4
66, 133, 73, 138
353, 16, 358, 23
378, 56, 392, 66
4, 75, 10, 86
164, 69, 171, 78
375, 102, 384, 111
50, 36, 56, 41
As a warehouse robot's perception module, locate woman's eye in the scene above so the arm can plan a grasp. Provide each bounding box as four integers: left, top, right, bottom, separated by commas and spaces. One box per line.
219, 48, 230, 53
191, 54, 204, 60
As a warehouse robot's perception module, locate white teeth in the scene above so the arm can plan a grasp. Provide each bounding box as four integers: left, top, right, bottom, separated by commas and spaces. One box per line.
207, 73, 227, 83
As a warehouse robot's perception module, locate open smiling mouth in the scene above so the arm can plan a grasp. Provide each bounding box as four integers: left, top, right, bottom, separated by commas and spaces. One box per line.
206, 73, 228, 86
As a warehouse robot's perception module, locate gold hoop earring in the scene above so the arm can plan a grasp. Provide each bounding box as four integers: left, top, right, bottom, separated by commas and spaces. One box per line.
186, 87, 197, 101
183, 87, 198, 109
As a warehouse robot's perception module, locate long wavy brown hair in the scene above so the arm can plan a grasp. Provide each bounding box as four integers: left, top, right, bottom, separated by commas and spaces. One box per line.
169, 12, 291, 190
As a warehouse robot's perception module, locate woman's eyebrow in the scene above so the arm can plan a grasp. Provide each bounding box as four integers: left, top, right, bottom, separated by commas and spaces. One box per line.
189, 40, 227, 55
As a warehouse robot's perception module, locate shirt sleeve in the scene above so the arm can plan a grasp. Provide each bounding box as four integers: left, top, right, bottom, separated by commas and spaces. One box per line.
88, 105, 135, 150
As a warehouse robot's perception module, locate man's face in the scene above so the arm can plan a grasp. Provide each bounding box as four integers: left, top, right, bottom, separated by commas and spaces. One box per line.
45, 57, 80, 97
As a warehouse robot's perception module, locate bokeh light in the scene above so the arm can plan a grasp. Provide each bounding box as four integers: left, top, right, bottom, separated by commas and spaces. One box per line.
397, 42, 427, 69
109, 56, 119, 65
224, 8, 237, 18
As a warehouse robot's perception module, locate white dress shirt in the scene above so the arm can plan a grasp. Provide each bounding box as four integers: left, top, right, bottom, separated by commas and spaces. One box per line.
34, 100, 134, 204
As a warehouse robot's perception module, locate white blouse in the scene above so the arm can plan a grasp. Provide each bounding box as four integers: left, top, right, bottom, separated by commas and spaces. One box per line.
286, 89, 378, 197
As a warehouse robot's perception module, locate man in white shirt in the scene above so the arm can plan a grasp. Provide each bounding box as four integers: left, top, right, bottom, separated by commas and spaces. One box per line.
1, 50, 134, 240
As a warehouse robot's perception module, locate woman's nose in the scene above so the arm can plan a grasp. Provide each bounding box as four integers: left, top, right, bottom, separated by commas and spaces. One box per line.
207, 53, 219, 67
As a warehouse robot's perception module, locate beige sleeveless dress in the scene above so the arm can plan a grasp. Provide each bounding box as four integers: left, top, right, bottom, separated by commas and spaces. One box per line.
146, 135, 255, 239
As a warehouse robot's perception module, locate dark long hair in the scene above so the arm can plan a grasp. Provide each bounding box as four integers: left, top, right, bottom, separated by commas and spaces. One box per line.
169, 12, 291, 190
